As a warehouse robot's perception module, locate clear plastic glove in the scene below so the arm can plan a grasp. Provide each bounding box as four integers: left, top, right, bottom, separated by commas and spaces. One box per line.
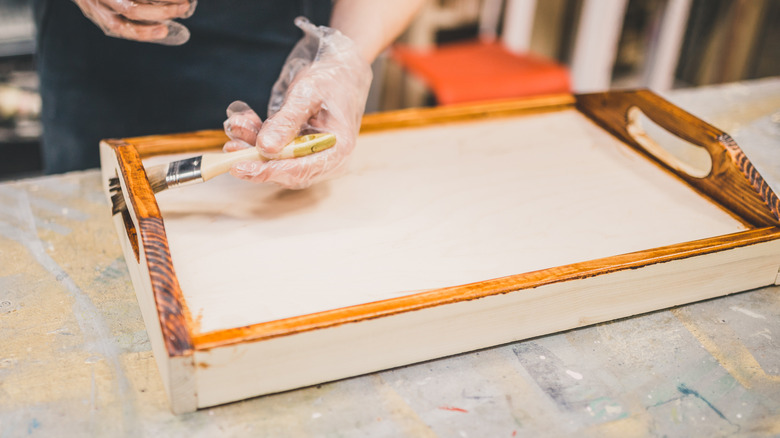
223, 17, 373, 190
72, 0, 196, 45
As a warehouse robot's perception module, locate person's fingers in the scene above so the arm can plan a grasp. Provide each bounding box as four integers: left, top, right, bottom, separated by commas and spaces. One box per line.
255, 112, 307, 157
256, 77, 322, 156
101, 0, 193, 22
178, 0, 198, 19
78, 0, 192, 44
230, 146, 342, 189
224, 114, 261, 143
154, 21, 191, 45
224, 101, 262, 145
223, 139, 254, 153
224, 117, 259, 144
226, 100, 256, 117
230, 159, 315, 189
99, 11, 171, 41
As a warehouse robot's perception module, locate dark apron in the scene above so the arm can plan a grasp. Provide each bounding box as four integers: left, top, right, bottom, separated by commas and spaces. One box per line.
33, 0, 332, 174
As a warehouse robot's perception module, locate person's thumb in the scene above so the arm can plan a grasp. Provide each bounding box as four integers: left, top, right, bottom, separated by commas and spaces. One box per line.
257, 79, 321, 156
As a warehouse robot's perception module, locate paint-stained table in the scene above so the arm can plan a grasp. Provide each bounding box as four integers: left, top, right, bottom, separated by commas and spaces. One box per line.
2, 79, 780, 437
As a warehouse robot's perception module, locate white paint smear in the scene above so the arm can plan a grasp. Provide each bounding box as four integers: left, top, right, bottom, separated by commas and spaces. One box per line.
730, 306, 766, 319
566, 370, 583, 380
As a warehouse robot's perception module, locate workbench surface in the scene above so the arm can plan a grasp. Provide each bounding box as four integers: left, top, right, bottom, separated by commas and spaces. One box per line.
2, 79, 779, 437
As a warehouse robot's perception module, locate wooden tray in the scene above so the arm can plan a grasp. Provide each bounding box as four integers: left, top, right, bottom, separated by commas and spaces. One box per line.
99, 90, 780, 413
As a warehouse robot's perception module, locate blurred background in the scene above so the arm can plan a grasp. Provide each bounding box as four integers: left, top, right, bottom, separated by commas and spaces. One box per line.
1, 0, 778, 180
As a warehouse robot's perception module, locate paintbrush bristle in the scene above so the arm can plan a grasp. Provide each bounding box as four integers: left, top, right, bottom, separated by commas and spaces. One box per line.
108, 177, 126, 215
108, 163, 170, 215
145, 164, 170, 194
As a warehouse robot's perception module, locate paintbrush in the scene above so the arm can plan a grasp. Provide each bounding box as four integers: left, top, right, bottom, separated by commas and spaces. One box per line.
109, 132, 336, 215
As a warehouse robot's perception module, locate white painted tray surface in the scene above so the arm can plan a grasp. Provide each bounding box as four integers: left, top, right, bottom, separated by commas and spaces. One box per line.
146, 109, 745, 334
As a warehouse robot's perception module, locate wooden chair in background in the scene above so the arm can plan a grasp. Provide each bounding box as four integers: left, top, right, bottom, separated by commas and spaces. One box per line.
387, 0, 571, 107
375, 0, 695, 110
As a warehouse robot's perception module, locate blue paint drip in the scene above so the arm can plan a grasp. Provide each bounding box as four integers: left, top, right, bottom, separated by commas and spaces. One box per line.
27, 418, 40, 434
677, 384, 727, 421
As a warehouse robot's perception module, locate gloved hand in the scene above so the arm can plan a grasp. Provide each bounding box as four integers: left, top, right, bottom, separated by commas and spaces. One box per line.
72, 0, 197, 45
223, 17, 373, 190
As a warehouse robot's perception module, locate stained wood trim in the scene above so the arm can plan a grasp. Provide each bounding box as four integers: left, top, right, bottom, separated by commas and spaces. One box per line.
361, 93, 576, 133
575, 90, 780, 227
722, 136, 780, 222
191, 227, 780, 350
110, 140, 194, 356
128, 130, 230, 158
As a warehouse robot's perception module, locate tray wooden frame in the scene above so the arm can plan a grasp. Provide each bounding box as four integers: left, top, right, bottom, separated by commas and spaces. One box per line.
100, 90, 780, 413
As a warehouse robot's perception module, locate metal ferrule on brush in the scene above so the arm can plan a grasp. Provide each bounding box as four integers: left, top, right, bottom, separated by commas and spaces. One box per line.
165, 157, 204, 188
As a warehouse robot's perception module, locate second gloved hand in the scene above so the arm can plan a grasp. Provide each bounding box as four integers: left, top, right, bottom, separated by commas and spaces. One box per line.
72, 0, 196, 45
223, 17, 373, 190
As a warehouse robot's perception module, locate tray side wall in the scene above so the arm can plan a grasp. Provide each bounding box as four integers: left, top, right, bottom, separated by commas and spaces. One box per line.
193, 240, 780, 409
100, 142, 197, 414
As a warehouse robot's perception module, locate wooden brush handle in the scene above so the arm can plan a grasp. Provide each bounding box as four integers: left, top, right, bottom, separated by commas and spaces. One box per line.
199, 132, 337, 181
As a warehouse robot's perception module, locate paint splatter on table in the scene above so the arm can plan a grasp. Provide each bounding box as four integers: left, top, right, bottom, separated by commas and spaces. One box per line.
1, 79, 779, 437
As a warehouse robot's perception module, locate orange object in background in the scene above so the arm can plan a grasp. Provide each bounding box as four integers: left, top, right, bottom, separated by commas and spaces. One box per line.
392, 40, 570, 105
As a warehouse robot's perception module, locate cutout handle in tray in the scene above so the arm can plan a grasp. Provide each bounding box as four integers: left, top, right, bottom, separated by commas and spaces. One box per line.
576, 90, 780, 227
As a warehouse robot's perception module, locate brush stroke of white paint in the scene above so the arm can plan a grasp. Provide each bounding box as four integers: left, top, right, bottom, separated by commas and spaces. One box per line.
729, 306, 766, 319
566, 370, 583, 380
750, 329, 772, 340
